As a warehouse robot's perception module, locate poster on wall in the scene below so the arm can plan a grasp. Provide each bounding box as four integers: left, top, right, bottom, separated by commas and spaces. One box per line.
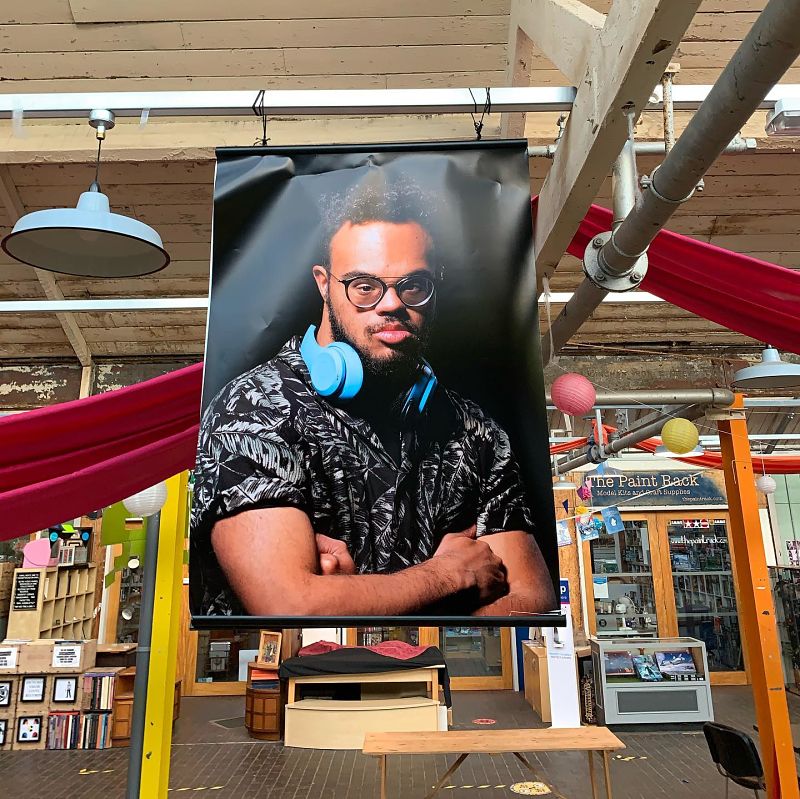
189, 141, 559, 626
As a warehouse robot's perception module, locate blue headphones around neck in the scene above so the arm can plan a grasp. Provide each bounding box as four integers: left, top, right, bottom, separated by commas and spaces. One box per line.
300, 325, 437, 418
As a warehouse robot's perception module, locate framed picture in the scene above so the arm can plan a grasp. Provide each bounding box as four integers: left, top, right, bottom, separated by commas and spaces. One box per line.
603, 650, 635, 677
52, 676, 78, 703
0, 680, 11, 707
257, 631, 282, 668
655, 649, 697, 675
16, 715, 42, 743
20, 676, 45, 703
0, 719, 6, 746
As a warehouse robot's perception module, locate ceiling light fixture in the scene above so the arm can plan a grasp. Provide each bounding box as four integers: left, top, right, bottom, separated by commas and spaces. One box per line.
765, 98, 800, 136
1, 110, 169, 277
732, 346, 800, 390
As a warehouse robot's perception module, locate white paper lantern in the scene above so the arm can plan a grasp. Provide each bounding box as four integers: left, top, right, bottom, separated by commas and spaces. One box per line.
755, 474, 777, 495
123, 481, 168, 517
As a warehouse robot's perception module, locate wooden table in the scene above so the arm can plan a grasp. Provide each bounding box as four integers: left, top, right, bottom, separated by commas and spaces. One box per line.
363, 727, 625, 799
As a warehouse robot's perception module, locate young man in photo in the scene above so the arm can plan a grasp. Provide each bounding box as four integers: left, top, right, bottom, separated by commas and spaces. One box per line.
192, 178, 555, 619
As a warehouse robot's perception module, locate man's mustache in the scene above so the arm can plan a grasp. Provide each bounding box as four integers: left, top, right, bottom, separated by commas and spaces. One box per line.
367, 318, 421, 337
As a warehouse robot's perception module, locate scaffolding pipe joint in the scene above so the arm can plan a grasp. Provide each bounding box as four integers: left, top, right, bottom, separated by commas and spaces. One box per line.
583, 230, 649, 291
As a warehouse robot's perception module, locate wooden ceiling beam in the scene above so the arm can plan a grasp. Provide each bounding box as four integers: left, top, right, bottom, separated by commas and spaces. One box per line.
0, 166, 93, 366
504, 0, 702, 285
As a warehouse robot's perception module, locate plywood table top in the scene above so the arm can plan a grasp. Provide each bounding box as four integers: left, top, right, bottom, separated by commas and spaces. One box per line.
363, 726, 625, 755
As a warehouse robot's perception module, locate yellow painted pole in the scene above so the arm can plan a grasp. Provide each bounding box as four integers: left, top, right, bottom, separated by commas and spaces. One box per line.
718, 396, 798, 799
140, 472, 189, 798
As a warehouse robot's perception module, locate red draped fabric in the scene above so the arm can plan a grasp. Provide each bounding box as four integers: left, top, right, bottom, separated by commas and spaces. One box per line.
0, 364, 202, 540
0, 200, 799, 540
532, 198, 800, 356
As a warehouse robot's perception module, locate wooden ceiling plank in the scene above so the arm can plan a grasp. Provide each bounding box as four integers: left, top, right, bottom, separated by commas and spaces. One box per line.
0, 165, 92, 366
66, 0, 511, 24
0, 16, 507, 53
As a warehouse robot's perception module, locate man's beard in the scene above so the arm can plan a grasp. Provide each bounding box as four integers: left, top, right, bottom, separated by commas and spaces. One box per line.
327, 301, 427, 384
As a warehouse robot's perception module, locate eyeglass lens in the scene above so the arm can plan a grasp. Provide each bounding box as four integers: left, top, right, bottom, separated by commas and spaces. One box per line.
346, 275, 435, 308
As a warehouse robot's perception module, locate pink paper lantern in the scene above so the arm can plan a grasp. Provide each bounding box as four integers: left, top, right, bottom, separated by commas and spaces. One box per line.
551, 373, 596, 416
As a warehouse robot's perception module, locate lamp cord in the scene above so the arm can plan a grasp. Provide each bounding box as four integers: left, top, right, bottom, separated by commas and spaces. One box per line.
93, 136, 103, 192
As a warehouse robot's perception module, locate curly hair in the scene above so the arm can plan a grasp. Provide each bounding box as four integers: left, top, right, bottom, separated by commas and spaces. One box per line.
320, 172, 441, 277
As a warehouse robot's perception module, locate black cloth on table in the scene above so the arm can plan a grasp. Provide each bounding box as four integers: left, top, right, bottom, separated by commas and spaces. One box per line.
279, 645, 451, 707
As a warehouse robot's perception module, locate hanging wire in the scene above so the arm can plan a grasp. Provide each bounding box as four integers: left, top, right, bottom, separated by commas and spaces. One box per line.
93, 136, 103, 190
252, 89, 270, 146
468, 87, 491, 140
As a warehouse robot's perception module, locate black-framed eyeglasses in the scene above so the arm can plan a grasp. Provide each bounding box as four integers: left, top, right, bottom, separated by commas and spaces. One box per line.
332, 273, 436, 309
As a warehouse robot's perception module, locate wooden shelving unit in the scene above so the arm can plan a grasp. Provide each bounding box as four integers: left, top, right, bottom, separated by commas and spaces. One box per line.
7, 565, 97, 641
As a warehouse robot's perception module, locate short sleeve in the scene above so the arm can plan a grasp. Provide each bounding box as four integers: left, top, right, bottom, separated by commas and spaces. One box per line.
192, 378, 310, 532
475, 416, 535, 537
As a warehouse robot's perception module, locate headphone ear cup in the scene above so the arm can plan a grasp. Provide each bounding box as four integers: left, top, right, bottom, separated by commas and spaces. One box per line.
308, 348, 346, 397
328, 342, 363, 399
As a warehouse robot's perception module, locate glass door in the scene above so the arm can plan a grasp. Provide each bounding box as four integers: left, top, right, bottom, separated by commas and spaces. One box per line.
662, 515, 745, 682
587, 518, 661, 638
439, 627, 512, 690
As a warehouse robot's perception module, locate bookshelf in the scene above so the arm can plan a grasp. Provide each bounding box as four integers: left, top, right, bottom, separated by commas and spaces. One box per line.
7, 565, 97, 641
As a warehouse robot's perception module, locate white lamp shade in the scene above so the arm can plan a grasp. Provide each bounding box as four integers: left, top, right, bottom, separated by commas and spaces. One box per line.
755, 474, 777, 495
123, 481, 168, 517
1, 190, 169, 278
732, 347, 800, 390
553, 478, 578, 491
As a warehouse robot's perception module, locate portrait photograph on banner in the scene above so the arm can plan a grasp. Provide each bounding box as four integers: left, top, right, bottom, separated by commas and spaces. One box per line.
189, 140, 559, 626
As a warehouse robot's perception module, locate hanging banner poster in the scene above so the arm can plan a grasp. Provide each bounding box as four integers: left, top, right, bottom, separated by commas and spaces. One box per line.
556, 520, 572, 548
190, 141, 559, 627
600, 506, 624, 535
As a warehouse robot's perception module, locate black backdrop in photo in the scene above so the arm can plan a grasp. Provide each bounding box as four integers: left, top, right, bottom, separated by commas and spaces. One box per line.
198, 140, 558, 623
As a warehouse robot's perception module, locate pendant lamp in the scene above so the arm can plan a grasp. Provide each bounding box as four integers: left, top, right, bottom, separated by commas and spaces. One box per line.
552, 458, 577, 491
732, 347, 800, 390
1, 110, 169, 278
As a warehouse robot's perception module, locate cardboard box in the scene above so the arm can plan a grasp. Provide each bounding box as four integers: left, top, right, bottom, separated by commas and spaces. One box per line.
0, 563, 15, 604
18, 639, 97, 674
0, 642, 22, 674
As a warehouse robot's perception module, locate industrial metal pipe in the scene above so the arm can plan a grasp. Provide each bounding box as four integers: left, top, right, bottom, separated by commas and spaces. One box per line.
125, 512, 161, 799
545, 388, 734, 407
553, 402, 708, 472
541, 0, 800, 361
526, 135, 756, 158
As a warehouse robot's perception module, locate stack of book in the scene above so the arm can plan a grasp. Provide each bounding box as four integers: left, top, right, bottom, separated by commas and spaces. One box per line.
80, 668, 121, 749
81, 712, 112, 750
250, 668, 279, 690
47, 711, 82, 750
82, 670, 118, 711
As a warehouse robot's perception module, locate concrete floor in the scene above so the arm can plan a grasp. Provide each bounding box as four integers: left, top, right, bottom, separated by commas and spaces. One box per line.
0, 686, 796, 798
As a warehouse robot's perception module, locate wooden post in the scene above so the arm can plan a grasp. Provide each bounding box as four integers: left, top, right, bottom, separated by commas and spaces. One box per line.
717, 396, 798, 799
140, 472, 190, 798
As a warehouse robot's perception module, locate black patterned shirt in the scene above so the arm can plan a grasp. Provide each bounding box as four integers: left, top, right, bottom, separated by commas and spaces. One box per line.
191, 337, 535, 615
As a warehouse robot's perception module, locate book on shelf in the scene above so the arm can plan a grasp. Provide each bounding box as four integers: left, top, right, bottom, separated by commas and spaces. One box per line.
250, 668, 280, 690
47, 711, 82, 750
80, 711, 111, 750
82, 669, 121, 711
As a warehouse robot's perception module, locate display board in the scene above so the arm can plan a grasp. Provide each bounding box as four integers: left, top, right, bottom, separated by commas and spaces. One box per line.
190, 140, 559, 627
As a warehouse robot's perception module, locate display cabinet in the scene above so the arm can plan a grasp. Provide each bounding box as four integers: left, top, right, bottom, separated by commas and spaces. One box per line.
591, 636, 713, 725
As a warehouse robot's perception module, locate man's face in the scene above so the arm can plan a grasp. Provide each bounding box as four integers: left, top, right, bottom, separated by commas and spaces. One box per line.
313, 220, 435, 379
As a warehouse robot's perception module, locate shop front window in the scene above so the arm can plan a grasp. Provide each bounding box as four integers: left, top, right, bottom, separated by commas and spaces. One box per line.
590, 520, 659, 637
440, 627, 502, 677
668, 518, 743, 672
356, 627, 419, 647
195, 629, 263, 683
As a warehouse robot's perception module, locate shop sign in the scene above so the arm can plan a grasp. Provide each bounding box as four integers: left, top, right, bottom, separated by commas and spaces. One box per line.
12, 571, 40, 611
589, 471, 726, 507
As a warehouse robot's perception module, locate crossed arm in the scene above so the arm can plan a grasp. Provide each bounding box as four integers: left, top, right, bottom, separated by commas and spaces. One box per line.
211, 507, 555, 617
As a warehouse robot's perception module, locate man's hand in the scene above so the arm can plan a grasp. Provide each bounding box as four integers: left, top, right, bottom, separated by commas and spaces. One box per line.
432, 526, 509, 604
315, 534, 356, 576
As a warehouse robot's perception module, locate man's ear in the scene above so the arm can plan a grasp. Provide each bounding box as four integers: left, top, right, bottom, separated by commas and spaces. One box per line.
311, 265, 329, 301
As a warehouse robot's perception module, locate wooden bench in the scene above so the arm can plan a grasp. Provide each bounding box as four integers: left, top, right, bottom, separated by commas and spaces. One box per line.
363, 727, 625, 799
